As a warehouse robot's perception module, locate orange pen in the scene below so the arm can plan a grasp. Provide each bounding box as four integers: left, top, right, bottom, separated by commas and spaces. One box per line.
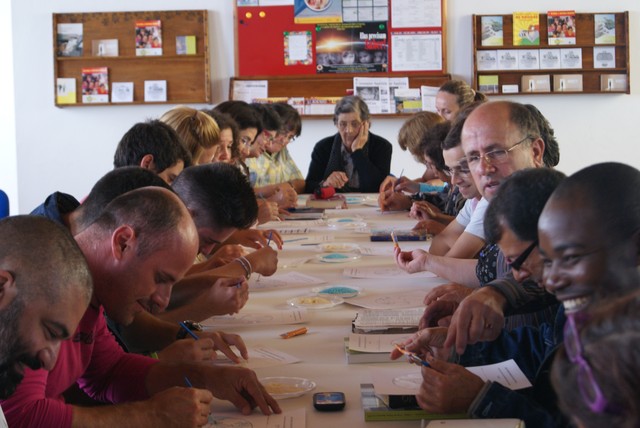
390, 231, 400, 250
280, 327, 308, 339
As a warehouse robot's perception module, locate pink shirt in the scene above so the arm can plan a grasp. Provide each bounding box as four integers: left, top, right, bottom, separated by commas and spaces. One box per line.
1, 305, 157, 428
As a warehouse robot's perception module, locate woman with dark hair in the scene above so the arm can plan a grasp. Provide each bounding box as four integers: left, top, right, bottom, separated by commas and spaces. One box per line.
305, 95, 392, 193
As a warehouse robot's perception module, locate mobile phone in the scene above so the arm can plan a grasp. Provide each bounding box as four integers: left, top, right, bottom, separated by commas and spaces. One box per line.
313, 392, 346, 411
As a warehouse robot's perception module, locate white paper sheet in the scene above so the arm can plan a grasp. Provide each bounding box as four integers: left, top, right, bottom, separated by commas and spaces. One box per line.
391, 32, 442, 72
343, 267, 436, 278
202, 309, 309, 327
214, 345, 302, 369
232, 80, 268, 103
205, 407, 305, 428
346, 290, 428, 309
465, 359, 532, 390
391, 0, 441, 28
251, 271, 327, 290
349, 332, 413, 353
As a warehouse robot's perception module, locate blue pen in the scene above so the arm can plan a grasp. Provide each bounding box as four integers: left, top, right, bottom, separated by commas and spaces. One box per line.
266, 231, 273, 247
179, 321, 200, 340
184, 376, 193, 387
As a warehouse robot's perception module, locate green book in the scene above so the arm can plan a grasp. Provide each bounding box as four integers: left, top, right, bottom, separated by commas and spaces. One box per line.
360, 383, 465, 422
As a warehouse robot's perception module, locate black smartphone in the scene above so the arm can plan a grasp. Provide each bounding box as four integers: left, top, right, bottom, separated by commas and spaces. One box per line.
313, 392, 346, 411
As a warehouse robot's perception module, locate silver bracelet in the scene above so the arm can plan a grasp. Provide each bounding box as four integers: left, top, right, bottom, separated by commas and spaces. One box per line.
234, 256, 252, 279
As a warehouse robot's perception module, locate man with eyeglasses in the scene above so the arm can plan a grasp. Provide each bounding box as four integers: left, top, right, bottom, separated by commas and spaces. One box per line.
392, 163, 640, 427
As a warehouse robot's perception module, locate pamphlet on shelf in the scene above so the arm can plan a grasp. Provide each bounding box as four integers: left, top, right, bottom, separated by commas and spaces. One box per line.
502, 84, 519, 94
57, 23, 83, 56
56, 78, 76, 105
388, 77, 410, 114
420, 86, 438, 113
354, 77, 391, 114
594, 14, 616, 44
176, 35, 196, 55
476, 50, 497, 71
513, 11, 540, 46
553, 74, 583, 92
539, 49, 561, 69
496, 50, 518, 70
480, 16, 503, 46
593, 46, 616, 69
521, 75, 550, 93
135, 20, 163, 56
560, 48, 582, 69
394, 88, 422, 114
304, 97, 341, 115
600, 74, 627, 92
232, 80, 268, 103
478, 75, 499, 94
111, 82, 134, 103
92, 39, 118, 57
547, 10, 576, 45
517, 49, 540, 70
81, 67, 109, 103
144, 80, 167, 102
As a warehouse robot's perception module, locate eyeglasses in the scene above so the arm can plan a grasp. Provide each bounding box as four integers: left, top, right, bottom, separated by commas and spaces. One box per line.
508, 239, 538, 271
563, 314, 609, 413
261, 130, 277, 144
276, 130, 297, 143
467, 135, 533, 168
443, 160, 471, 178
337, 120, 362, 132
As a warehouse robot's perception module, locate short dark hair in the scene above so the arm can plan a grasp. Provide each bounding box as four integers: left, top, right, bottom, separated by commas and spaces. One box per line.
524, 104, 560, 168
90, 187, 187, 259
215, 100, 262, 134
251, 103, 282, 132
113, 120, 192, 171
550, 162, 640, 242
272, 102, 302, 137
172, 163, 258, 231
507, 102, 542, 144
77, 167, 173, 231
333, 95, 370, 124
203, 110, 240, 159
484, 168, 566, 244
0, 216, 93, 304
418, 122, 450, 172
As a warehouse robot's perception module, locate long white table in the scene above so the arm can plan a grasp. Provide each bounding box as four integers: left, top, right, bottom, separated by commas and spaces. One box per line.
207, 196, 447, 427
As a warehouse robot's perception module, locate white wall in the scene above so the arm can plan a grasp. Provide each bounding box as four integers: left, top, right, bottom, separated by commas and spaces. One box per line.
6, 0, 640, 213
1, 0, 18, 213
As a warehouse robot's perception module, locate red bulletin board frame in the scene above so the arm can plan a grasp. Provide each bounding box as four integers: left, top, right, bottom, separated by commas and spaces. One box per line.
235, 1, 446, 78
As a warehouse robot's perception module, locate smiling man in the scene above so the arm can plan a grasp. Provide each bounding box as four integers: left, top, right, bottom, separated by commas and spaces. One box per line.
0, 216, 92, 424
392, 162, 640, 427
2, 188, 280, 428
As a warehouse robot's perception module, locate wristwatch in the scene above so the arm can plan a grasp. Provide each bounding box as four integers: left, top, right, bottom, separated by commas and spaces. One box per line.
176, 320, 203, 340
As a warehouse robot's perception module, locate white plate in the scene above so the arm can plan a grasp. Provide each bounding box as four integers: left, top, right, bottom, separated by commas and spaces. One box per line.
318, 243, 360, 253
362, 195, 379, 207
260, 376, 316, 399
315, 252, 361, 263
345, 195, 365, 205
312, 285, 362, 298
287, 295, 344, 309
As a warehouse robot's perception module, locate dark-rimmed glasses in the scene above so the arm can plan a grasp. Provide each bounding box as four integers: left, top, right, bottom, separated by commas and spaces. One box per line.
467, 135, 534, 167
443, 161, 471, 178
508, 240, 537, 271
563, 314, 609, 413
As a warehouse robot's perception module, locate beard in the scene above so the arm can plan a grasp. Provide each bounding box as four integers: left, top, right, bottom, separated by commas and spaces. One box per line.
0, 296, 42, 399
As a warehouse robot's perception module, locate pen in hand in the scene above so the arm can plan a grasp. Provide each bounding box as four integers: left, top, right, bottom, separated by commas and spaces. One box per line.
184, 376, 193, 387
179, 321, 200, 340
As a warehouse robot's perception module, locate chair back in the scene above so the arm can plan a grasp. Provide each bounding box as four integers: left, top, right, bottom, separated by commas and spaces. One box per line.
0, 190, 9, 218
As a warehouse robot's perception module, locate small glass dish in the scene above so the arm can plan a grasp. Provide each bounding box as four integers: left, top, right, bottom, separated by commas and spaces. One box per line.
287, 295, 344, 309
260, 376, 317, 399
318, 243, 360, 253
312, 285, 362, 298
315, 252, 361, 263
326, 217, 367, 229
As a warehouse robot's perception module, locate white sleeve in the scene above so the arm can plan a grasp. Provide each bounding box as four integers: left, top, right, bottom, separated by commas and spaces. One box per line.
464, 198, 489, 239
454, 198, 474, 228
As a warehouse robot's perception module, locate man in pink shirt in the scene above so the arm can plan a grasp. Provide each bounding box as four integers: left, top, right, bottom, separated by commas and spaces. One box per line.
1, 187, 280, 427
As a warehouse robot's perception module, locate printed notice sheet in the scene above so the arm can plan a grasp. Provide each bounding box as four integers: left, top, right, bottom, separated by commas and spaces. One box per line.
232, 80, 268, 103
391, 32, 442, 72
354, 77, 391, 114
391, 0, 441, 28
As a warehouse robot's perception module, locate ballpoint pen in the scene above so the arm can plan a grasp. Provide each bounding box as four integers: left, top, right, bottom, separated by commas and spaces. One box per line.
178, 321, 200, 340
394, 343, 430, 367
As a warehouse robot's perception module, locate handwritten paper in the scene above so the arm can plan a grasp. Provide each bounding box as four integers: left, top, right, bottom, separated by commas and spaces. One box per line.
215, 345, 301, 369
343, 267, 436, 278
206, 407, 305, 428
202, 309, 308, 327
347, 290, 428, 309
251, 271, 326, 290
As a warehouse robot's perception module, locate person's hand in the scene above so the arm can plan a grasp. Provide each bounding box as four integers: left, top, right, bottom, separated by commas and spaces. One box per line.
394, 176, 420, 194
412, 219, 446, 235
379, 190, 412, 212
203, 366, 281, 415
257, 199, 280, 224
204, 277, 249, 316
390, 327, 449, 362
208, 245, 247, 268
147, 386, 213, 427
157, 338, 216, 363
226, 229, 283, 250
268, 184, 297, 208
245, 247, 278, 276
444, 287, 507, 355
351, 121, 369, 152
416, 358, 485, 414
379, 175, 397, 194
410, 201, 442, 221
424, 283, 474, 306
419, 300, 459, 329
323, 171, 349, 189
199, 330, 249, 363
394, 247, 429, 274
